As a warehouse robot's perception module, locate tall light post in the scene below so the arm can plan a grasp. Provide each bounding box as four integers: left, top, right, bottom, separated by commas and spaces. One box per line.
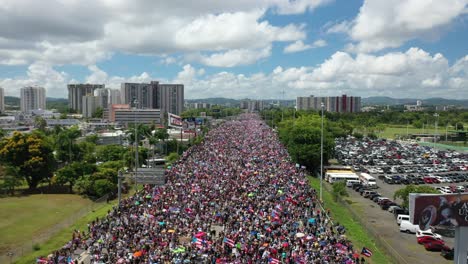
134, 99, 139, 191
320, 102, 324, 202
433, 113, 439, 149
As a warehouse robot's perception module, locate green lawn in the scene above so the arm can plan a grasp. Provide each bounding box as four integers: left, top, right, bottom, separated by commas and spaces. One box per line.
0, 194, 93, 256
14, 201, 115, 264
379, 126, 438, 139
308, 177, 392, 264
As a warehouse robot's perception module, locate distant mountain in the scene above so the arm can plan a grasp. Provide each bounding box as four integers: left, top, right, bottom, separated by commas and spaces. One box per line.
363, 96, 468, 107
5, 96, 20, 106
5, 96, 68, 106
186, 97, 240, 106
47, 97, 68, 102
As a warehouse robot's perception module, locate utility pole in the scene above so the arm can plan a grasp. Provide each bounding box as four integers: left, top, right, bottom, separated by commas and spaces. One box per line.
320, 102, 324, 202
118, 170, 122, 207
134, 99, 139, 192
433, 113, 439, 149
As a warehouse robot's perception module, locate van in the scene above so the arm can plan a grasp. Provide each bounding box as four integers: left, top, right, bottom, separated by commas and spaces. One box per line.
399, 220, 419, 233
397, 214, 410, 225
363, 190, 376, 198
346, 180, 360, 187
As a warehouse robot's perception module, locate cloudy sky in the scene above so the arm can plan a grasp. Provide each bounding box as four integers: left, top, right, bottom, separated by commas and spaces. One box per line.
0, 0, 467, 99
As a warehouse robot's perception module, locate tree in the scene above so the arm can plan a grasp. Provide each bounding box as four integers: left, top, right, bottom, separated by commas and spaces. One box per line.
0, 132, 56, 190
394, 185, 439, 208
54, 162, 97, 193
166, 152, 180, 165
96, 145, 126, 162
278, 115, 334, 171
0, 128, 6, 139
92, 107, 103, 118
332, 181, 348, 202
0, 165, 22, 195
34, 116, 47, 132
53, 126, 81, 163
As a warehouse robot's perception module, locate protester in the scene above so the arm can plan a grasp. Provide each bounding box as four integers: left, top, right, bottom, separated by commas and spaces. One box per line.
43, 114, 360, 264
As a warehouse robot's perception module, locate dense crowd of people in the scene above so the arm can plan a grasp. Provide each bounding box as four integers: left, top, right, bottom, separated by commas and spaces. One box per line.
41, 114, 366, 264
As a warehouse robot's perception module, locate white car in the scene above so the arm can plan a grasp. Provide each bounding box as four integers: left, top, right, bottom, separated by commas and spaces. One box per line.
416, 229, 442, 240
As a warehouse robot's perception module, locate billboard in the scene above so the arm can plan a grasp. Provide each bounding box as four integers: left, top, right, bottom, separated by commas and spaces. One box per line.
168, 113, 182, 128
409, 193, 468, 229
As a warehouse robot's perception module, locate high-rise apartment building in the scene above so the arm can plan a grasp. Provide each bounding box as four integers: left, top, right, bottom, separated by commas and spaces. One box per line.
20, 86, 46, 113
296, 95, 361, 113
0, 87, 4, 113
120, 82, 157, 109
68, 84, 104, 113
240, 100, 264, 112
94, 88, 109, 109
82, 95, 99, 118
157, 84, 184, 116
120, 81, 184, 116
108, 89, 121, 106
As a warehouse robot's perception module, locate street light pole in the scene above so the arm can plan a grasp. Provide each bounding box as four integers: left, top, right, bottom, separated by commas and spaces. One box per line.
118, 170, 122, 207
134, 99, 139, 192
320, 102, 324, 202
433, 113, 439, 149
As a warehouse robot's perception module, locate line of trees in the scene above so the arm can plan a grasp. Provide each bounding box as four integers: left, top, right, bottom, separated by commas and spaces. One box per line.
0, 123, 177, 198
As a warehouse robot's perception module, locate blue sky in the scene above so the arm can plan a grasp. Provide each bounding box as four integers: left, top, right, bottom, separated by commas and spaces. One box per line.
0, 0, 467, 99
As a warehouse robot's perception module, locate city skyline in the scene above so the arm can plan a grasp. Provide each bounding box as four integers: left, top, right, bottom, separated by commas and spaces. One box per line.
0, 0, 467, 99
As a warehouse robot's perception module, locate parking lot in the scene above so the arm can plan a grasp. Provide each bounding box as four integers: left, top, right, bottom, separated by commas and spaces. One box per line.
334, 137, 467, 263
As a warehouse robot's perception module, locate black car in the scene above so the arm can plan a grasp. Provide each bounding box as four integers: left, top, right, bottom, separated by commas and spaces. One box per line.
393, 208, 409, 218
401, 178, 411, 185
370, 193, 382, 201
391, 175, 401, 184
440, 247, 454, 260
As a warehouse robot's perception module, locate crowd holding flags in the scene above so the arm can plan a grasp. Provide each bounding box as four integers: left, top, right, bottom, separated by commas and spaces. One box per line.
40, 114, 368, 263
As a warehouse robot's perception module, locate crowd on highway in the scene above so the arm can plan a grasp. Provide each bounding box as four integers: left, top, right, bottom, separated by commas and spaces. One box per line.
41, 114, 365, 264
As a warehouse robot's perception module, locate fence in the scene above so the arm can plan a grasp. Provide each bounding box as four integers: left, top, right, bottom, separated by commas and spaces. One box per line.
322, 183, 409, 264
0, 193, 110, 264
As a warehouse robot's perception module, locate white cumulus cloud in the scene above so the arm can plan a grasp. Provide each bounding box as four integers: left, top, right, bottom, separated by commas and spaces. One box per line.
328, 0, 468, 53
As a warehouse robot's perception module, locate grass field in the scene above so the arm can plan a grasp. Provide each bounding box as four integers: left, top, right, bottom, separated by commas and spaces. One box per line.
0, 195, 94, 259
308, 177, 392, 264
379, 126, 438, 139
14, 201, 115, 264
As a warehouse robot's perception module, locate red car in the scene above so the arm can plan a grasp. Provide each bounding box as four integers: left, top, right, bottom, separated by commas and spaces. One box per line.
424, 241, 450, 251
423, 177, 433, 184
417, 236, 444, 245
430, 177, 440, 183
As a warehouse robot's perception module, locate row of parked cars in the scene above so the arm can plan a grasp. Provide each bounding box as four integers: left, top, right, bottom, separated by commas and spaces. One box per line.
381, 173, 468, 186
350, 176, 457, 261
336, 137, 468, 171
397, 219, 454, 259
350, 182, 407, 214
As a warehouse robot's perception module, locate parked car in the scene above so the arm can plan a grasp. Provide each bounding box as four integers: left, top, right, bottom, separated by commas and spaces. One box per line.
441, 247, 454, 260
388, 205, 401, 213
380, 201, 397, 210
400, 220, 420, 233
393, 208, 409, 219
416, 230, 442, 240
424, 241, 450, 251
363, 190, 377, 198
397, 214, 410, 226
417, 236, 444, 244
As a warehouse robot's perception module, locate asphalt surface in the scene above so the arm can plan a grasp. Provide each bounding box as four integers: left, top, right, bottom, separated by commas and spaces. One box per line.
345, 175, 458, 264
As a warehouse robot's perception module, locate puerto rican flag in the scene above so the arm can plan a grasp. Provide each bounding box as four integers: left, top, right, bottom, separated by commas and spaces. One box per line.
223, 237, 235, 247
269, 257, 281, 264
361, 247, 373, 257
